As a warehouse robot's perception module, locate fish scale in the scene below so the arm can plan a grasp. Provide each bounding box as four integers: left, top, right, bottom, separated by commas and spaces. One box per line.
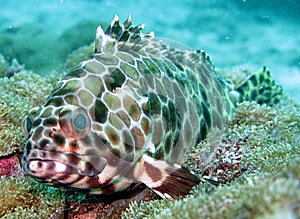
21, 15, 282, 199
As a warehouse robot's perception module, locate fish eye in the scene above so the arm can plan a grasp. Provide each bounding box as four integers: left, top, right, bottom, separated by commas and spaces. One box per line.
73, 113, 87, 131
72, 111, 91, 138
59, 106, 91, 140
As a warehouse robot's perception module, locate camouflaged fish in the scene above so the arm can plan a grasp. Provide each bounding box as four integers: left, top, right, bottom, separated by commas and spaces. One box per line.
21, 15, 282, 199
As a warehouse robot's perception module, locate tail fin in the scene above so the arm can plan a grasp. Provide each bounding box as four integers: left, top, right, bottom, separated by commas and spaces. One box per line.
235, 67, 282, 105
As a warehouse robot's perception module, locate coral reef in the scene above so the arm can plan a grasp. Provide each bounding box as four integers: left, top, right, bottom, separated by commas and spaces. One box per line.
0, 176, 65, 218
122, 100, 299, 219
0, 57, 66, 217
0, 50, 299, 218
0, 57, 63, 156
123, 158, 299, 219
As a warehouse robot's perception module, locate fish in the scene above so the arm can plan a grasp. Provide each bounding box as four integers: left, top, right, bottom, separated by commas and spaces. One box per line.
21, 15, 282, 200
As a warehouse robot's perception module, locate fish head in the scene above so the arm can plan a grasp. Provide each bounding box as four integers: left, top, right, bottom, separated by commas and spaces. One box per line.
20, 62, 153, 192
21, 103, 112, 188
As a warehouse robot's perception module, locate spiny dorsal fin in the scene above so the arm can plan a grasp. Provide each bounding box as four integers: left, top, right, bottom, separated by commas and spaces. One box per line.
95, 15, 154, 54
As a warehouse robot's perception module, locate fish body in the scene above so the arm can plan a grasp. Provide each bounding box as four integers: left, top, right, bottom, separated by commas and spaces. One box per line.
21, 16, 282, 199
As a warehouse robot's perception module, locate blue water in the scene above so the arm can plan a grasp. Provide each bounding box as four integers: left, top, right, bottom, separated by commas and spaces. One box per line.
0, 0, 299, 102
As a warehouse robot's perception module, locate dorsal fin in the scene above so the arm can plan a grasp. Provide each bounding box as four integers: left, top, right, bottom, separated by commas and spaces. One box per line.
95, 15, 154, 54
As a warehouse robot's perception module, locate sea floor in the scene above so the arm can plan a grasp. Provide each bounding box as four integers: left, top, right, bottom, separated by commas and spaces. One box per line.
0, 0, 299, 102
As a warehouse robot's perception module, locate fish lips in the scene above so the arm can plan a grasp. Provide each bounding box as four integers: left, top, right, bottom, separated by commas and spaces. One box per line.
22, 150, 107, 180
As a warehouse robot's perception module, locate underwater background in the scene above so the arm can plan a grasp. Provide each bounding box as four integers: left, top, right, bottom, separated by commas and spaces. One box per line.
0, 1, 299, 218
0, 0, 299, 102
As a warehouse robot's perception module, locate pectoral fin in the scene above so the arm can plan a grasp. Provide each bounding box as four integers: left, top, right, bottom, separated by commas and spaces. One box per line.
137, 154, 200, 200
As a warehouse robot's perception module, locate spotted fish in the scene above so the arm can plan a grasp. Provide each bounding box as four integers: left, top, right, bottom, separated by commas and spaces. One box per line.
21, 15, 282, 199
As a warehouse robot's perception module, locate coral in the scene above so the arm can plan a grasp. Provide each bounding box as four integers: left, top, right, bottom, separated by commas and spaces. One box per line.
122, 101, 300, 219
0, 50, 299, 218
0, 67, 66, 217
152, 158, 300, 219
0, 123, 24, 157
0, 70, 63, 156
0, 155, 22, 178
123, 160, 300, 219
228, 101, 299, 174
0, 176, 65, 218
191, 137, 245, 183
123, 199, 174, 219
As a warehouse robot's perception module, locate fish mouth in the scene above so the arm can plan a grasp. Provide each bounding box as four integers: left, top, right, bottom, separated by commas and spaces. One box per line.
22, 149, 107, 180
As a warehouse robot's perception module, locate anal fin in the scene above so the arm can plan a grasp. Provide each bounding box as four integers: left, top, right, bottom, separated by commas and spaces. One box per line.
137, 155, 200, 200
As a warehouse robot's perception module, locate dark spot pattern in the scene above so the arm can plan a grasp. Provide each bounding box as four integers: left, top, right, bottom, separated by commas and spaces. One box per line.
53, 133, 65, 146
104, 68, 126, 91
43, 118, 58, 127
95, 99, 109, 124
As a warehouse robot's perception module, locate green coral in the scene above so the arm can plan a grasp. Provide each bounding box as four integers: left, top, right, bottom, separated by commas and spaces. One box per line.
157, 159, 299, 219
0, 63, 66, 217
0, 176, 65, 218
229, 101, 299, 174
0, 124, 23, 156
0, 69, 63, 156
122, 100, 300, 219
